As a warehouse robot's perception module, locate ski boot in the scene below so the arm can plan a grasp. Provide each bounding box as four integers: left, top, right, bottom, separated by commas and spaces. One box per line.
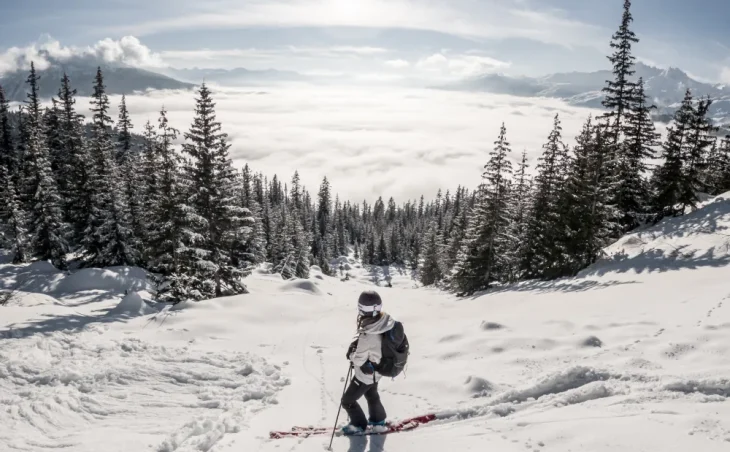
341, 424, 365, 436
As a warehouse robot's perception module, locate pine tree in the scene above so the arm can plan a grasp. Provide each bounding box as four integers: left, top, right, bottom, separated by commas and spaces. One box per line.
140, 120, 159, 245
712, 136, 730, 194
146, 108, 196, 275
505, 150, 531, 281
116, 95, 144, 245
314, 176, 333, 271
419, 225, 443, 286
83, 68, 139, 267
560, 119, 619, 274
451, 123, 514, 294
0, 84, 28, 263
443, 187, 469, 272
522, 115, 569, 279
180, 83, 253, 299
651, 90, 694, 219
613, 78, 660, 231
376, 233, 388, 265
116, 95, 133, 163
679, 96, 717, 212
22, 63, 69, 269
43, 99, 66, 196
602, 0, 639, 144
57, 74, 91, 242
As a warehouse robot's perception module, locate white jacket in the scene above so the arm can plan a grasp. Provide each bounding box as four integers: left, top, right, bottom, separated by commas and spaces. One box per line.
349, 313, 396, 384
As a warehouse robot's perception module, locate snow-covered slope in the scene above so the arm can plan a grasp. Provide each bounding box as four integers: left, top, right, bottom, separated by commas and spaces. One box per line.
2, 194, 730, 451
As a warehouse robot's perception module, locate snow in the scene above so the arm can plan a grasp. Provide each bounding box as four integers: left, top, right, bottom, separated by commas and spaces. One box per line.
106, 291, 156, 317
2, 192, 730, 451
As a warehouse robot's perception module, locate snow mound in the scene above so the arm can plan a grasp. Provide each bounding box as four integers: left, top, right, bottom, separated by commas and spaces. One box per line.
581, 335, 604, 348
279, 279, 323, 296
52, 266, 151, 295
465, 376, 494, 397
331, 256, 355, 267
106, 291, 156, 317
493, 366, 612, 404
480, 321, 505, 330
8, 291, 61, 307
310, 265, 322, 272
26, 260, 59, 274
664, 379, 730, 398
0, 328, 289, 451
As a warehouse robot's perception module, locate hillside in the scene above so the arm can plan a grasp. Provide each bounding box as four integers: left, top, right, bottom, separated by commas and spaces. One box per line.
2, 193, 730, 451
0, 62, 193, 102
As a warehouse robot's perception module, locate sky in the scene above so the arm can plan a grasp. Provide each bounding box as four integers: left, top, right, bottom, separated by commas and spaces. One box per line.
1, 0, 730, 83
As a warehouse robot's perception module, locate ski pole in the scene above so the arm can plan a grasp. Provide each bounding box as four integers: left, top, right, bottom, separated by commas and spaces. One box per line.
328, 363, 353, 451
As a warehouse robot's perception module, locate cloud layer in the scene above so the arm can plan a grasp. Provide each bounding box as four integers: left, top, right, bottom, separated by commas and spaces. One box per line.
0, 36, 164, 74
73, 85, 606, 203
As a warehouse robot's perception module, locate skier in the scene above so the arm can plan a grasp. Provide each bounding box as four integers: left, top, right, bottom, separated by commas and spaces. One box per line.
341, 290, 396, 435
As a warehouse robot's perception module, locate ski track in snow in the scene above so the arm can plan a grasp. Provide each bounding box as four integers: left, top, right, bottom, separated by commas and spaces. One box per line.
0, 325, 289, 451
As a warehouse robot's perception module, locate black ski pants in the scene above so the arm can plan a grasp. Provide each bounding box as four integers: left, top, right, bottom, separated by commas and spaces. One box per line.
341, 377, 386, 429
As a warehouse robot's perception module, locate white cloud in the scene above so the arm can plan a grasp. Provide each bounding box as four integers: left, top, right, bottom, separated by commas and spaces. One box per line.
416, 53, 510, 77
71, 85, 604, 202
385, 59, 410, 69
0, 36, 165, 75
417, 53, 449, 70
90, 36, 166, 68
113, 0, 607, 50
720, 67, 730, 85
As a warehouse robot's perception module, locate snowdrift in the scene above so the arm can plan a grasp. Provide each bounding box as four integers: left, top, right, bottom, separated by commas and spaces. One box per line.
106, 291, 156, 317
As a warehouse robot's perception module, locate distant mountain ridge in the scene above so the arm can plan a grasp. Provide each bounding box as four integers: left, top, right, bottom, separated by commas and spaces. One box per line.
0, 60, 194, 102
442, 62, 730, 123
164, 67, 308, 85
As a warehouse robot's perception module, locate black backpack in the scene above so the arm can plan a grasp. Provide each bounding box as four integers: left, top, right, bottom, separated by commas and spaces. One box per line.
375, 321, 409, 378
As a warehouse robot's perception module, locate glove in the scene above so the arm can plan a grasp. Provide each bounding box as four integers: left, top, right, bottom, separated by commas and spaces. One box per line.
346, 339, 358, 360
360, 361, 375, 375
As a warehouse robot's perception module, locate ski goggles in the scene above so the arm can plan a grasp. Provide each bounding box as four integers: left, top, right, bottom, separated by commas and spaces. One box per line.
358, 303, 382, 317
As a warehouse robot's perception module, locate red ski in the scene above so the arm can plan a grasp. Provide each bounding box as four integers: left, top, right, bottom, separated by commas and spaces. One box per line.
270, 414, 437, 439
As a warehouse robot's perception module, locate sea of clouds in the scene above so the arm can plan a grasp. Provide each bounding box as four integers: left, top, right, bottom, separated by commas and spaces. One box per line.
77, 85, 608, 203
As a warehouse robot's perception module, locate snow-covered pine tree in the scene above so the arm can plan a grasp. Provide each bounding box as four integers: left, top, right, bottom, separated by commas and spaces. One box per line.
181, 83, 254, 299
376, 233, 388, 265
57, 74, 91, 243
601, 0, 639, 144
0, 85, 15, 179
0, 84, 29, 263
710, 136, 730, 195
139, 119, 159, 248
616, 78, 660, 231
560, 118, 619, 274
442, 186, 469, 274
451, 123, 514, 294
703, 139, 721, 195
145, 108, 196, 276
22, 63, 69, 269
313, 176, 332, 273
116, 95, 133, 163
43, 99, 66, 198
651, 90, 694, 219
271, 203, 296, 279
678, 96, 717, 212
116, 95, 145, 246
419, 224, 443, 286
522, 114, 569, 279
504, 150, 531, 281
83, 67, 139, 267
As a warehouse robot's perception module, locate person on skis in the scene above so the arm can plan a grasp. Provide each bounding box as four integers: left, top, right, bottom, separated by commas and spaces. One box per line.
342, 290, 396, 435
